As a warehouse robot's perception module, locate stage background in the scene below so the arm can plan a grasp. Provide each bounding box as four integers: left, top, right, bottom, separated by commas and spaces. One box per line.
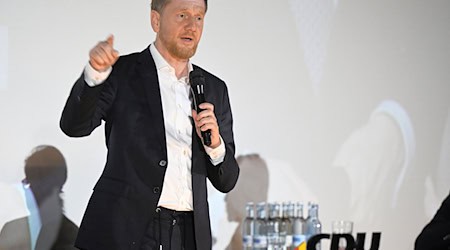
1, 0, 449, 249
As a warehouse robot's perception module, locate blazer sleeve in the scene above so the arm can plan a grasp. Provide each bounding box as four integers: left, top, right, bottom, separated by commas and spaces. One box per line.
60, 71, 117, 137
206, 83, 239, 193
415, 193, 450, 250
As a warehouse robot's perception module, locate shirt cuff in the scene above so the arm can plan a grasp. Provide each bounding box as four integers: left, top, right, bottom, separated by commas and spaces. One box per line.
83, 63, 112, 87
205, 136, 226, 166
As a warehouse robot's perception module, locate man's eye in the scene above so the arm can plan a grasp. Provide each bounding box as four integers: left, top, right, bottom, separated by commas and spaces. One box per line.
196, 16, 202, 21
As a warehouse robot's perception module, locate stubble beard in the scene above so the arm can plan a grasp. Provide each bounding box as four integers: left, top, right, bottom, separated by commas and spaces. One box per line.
164, 37, 198, 60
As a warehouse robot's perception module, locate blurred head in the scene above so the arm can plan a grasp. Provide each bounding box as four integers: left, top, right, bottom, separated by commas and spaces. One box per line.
225, 154, 269, 222
151, 0, 206, 61
24, 145, 67, 204
151, 0, 208, 13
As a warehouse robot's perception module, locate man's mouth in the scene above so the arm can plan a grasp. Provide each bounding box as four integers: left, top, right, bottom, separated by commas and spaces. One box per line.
181, 36, 194, 42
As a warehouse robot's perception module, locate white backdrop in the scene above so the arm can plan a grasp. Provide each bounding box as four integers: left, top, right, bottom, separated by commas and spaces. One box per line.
1, 0, 450, 249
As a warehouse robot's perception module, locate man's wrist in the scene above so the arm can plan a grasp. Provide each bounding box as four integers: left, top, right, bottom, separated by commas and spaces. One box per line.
84, 63, 112, 87
205, 136, 226, 166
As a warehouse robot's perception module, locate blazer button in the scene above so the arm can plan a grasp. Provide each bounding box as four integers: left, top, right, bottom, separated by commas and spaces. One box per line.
159, 160, 167, 167
153, 187, 160, 194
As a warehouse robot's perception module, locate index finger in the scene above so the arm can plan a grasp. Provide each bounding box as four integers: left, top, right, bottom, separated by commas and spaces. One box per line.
106, 34, 114, 47
107, 35, 120, 58
199, 102, 214, 111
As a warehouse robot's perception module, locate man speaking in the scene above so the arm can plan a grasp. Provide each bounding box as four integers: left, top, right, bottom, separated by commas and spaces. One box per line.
60, 0, 239, 249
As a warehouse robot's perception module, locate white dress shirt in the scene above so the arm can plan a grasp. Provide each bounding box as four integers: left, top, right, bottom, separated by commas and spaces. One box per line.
84, 44, 225, 211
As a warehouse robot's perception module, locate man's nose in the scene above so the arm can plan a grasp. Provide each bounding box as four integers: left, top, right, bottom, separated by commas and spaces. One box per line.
185, 17, 198, 31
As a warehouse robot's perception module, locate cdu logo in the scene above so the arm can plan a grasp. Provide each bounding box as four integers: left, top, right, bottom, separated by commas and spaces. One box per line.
304, 232, 381, 250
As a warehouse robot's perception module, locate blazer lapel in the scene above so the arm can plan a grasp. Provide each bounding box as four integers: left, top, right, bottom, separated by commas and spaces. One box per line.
136, 46, 166, 153
191, 65, 208, 176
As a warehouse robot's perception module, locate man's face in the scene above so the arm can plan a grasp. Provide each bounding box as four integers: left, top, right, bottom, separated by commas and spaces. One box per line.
153, 0, 205, 60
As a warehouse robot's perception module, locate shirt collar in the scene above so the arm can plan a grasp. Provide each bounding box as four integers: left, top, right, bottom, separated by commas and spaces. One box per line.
149, 43, 194, 77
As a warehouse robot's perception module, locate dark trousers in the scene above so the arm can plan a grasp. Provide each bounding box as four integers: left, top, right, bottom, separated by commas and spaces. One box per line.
140, 207, 196, 250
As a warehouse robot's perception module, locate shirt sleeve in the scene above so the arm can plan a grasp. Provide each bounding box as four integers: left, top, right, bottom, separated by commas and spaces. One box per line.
204, 136, 226, 166
84, 63, 112, 87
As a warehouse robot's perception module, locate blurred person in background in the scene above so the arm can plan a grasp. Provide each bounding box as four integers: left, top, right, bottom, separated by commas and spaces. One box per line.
0, 145, 78, 250
224, 154, 269, 250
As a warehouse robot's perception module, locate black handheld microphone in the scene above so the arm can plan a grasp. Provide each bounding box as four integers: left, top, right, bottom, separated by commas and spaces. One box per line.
189, 68, 212, 146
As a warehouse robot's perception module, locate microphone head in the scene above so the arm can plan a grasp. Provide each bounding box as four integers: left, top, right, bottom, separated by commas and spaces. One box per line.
189, 68, 205, 86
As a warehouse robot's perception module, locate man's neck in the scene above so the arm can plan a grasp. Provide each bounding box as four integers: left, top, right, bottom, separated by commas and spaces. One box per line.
154, 41, 189, 79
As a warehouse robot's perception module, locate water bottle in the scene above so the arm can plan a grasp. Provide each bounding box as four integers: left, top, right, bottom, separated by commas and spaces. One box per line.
267, 202, 285, 250
292, 202, 307, 249
281, 202, 294, 250
253, 202, 268, 249
306, 203, 322, 250
242, 202, 255, 250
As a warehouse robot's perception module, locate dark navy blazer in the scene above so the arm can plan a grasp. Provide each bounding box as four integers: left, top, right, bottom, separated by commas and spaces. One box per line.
60, 46, 239, 250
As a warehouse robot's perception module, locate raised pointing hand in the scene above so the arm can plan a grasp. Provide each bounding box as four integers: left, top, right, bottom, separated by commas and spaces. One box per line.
89, 35, 119, 72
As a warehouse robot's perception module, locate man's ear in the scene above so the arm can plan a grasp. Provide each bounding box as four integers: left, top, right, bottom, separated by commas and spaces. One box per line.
150, 10, 160, 33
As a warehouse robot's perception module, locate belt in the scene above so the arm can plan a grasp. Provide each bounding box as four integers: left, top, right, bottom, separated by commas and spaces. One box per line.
155, 207, 194, 250
157, 207, 193, 217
